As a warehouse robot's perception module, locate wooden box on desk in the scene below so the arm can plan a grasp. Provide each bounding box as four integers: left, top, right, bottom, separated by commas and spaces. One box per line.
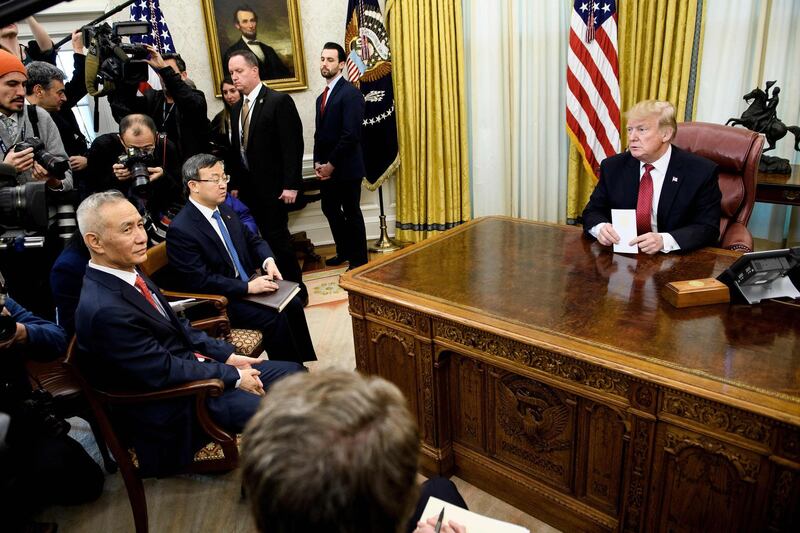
662, 278, 730, 308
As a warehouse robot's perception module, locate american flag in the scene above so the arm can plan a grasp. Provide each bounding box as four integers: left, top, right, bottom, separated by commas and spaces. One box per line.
346, 49, 366, 83
129, 0, 174, 54
566, 0, 621, 177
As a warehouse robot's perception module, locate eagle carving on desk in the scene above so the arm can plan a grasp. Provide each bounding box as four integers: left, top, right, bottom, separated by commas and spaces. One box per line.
497, 376, 571, 452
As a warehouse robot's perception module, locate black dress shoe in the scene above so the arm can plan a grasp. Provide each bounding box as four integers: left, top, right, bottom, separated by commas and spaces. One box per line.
326, 255, 349, 266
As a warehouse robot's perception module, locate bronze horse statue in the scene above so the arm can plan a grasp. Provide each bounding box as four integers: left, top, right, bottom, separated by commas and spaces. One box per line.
726, 85, 800, 153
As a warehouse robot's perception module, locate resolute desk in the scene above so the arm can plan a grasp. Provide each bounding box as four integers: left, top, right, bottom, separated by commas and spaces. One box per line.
340, 217, 799, 533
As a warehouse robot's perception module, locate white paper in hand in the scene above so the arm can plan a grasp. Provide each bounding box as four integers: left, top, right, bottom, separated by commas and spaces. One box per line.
611, 209, 638, 254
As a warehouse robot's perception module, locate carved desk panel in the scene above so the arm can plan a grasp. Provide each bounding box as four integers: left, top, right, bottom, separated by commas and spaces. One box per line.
340, 217, 800, 532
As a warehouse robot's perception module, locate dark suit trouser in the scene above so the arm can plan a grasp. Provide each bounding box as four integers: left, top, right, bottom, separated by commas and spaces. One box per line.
227, 297, 317, 363
206, 359, 304, 433
249, 198, 307, 298
320, 178, 368, 267
405, 477, 468, 533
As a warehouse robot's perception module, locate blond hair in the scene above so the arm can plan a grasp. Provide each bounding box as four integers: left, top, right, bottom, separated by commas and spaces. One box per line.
625, 100, 677, 140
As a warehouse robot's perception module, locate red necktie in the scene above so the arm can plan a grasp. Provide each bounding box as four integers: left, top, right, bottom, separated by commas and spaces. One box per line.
134, 275, 162, 315
320, 86, 329, 116
636, 164, 654, 235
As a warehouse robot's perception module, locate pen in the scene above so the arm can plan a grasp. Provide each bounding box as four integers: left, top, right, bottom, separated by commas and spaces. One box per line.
434, 507, 445, 533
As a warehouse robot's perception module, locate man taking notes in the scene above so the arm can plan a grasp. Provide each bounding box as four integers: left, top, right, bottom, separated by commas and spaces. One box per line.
582, 100, 721, 254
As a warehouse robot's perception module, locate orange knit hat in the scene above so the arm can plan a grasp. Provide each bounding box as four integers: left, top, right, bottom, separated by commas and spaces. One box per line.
0, 50, 26, 78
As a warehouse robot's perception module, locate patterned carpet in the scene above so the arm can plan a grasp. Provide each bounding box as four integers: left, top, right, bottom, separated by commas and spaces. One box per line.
305, 266, 349, 306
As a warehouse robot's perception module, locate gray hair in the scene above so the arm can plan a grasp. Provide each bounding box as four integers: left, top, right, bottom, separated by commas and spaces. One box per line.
182, 153, 222, 188
76, 190, 127, 237
241, 370, 421, 533
25, 61, 66, 95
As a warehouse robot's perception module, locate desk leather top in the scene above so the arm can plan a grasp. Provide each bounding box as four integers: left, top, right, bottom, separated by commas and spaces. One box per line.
343, 217, 800, 421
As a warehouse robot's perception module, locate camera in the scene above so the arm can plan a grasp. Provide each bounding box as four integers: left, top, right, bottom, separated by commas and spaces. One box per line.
118, 147, 155, 196
84, 20, 151, 90
0, 163, 48, 249
14, 137, 70, 179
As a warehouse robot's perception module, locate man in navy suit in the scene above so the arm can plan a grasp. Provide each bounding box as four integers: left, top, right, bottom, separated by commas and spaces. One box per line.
582, 100, 721, 253
166, 154, 316, 364
314, 42, 368, 268
74, 190, 303, 475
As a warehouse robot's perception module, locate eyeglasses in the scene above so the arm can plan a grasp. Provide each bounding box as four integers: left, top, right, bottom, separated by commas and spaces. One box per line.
193, 175, 230, 185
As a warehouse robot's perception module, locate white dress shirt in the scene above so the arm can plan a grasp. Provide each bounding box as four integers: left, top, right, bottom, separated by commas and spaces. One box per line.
240, 83, 261, 137
242, 36, 265, 63
189, 197, 274, 277
589, 145, 680, 253
325, 73, 343, 93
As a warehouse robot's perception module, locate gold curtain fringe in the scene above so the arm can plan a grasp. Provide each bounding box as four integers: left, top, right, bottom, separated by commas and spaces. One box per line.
362, 154, 400, 192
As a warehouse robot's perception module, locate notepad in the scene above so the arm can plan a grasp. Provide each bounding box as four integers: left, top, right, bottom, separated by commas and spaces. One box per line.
611, 209, 638, 254
243, 279, 301, 312
420, 496, 529, 533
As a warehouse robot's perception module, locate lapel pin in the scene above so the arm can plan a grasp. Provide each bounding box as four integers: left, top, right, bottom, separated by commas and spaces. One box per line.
672, 176, 678, 182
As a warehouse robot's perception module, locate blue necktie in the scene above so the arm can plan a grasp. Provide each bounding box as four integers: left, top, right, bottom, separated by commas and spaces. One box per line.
212, 211, 247, 279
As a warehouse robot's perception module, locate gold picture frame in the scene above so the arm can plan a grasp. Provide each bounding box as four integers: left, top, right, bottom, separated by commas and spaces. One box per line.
201, 0, 307, 96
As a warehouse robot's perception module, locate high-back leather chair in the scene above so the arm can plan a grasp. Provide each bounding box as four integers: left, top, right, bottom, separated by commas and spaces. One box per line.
672, 122, 764, 252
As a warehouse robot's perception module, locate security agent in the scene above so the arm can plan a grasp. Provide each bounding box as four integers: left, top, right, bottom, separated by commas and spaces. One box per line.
109, 45, 210, 160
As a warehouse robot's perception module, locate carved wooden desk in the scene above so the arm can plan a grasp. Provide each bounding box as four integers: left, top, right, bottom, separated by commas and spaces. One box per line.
339, 217, 800, 533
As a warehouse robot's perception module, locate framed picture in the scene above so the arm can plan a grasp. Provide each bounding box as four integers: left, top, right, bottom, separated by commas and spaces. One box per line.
201, 0, 307, 95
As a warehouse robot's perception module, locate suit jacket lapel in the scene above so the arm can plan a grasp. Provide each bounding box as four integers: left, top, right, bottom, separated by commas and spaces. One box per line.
623, 154, 641, 208
319, 80, 345, 125
657, 146, 683, 228
186, 202, 237, 273
246, 84, 268, 147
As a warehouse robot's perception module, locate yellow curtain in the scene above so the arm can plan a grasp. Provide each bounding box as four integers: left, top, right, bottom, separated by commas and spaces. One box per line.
386, 0, 471, 243
566, 0, 706, 221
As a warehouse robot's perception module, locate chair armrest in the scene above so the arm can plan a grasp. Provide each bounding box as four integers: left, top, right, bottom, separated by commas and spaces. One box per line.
160, 290, 229, 311
97, 378, 226, 404
720, 222, 753, 252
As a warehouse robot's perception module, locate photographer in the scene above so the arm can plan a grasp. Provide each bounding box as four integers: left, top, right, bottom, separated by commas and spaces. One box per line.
0, 17, 56, 65
0, 282, 104, 529
86, 113, 182, 239
109, 46, 210, 160
0, 50, 72, 192
25, 32, 90, 193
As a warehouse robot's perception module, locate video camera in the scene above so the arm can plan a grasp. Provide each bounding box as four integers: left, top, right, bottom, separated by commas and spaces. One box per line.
83, 20, 151, 94
0, 163, 48, 250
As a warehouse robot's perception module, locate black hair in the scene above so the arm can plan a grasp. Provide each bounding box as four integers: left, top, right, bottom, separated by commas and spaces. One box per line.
323, 42, 346, 63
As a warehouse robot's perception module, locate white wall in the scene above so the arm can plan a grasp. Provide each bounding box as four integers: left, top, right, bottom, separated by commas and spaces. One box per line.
30, 0, 396, 246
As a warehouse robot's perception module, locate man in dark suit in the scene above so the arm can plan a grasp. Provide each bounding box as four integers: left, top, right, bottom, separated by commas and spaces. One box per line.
166, 153, 316, 364
227, 49, 307, 301
582, 99, 721, 254
314, 42, 368, 268
223, 6, 291, 80
74, 190, 302, 475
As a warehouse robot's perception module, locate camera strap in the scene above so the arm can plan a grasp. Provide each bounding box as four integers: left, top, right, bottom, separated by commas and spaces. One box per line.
26, 105, 40, 139
0, 112, 27, 158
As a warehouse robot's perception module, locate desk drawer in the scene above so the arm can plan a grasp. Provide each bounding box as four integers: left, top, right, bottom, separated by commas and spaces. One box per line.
756, 186, 800, 206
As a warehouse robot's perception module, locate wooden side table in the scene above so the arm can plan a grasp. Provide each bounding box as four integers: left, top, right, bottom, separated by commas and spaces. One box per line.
756, 163, 800, 246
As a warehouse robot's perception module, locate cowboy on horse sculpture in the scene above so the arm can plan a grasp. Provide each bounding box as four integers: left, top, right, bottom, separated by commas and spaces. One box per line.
727, 80, 800, 154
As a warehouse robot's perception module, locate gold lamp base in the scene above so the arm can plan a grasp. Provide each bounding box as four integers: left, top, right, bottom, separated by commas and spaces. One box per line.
369, 214, 403, 253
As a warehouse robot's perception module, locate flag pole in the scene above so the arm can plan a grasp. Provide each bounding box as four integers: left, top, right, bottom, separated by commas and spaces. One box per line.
369, 185, 402, 253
